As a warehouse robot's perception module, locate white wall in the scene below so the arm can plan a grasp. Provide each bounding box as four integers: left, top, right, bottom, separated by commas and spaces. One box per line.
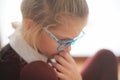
71, 0, 120, 57
0, 0, 22, 46
0, 0, 120, 57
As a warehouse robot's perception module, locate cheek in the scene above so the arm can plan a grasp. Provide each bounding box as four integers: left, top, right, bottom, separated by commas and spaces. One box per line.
37, 34, 58, 57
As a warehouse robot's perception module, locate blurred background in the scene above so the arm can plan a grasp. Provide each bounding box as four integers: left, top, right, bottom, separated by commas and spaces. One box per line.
0, 0, 120, 57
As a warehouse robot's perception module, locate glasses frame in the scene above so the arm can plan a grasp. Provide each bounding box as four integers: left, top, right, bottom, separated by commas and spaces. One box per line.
43, 27, 85, 52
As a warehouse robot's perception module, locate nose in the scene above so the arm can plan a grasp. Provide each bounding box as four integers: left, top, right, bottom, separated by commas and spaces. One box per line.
64, 46, 71, 53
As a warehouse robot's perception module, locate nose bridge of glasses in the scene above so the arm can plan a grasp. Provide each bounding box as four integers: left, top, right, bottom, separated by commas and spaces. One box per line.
57, 42, 71, 52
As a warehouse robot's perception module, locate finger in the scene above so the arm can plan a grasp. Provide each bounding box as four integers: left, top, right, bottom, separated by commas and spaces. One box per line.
51, 62, 68, 74
55, 70, 67, 80
54, 55, 70, 68
59, 51, 76, 64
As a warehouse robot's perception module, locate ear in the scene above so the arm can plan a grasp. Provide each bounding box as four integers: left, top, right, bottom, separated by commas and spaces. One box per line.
23, 18, 36, 30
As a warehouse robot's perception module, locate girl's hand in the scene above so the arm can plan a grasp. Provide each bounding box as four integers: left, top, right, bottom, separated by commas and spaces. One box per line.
51, 51, 82, 80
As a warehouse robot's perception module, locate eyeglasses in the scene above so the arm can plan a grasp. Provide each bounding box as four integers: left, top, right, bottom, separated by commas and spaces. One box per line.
43, 28, 85, 52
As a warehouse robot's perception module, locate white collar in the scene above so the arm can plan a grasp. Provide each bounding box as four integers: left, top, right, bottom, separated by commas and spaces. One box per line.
9, 27, 48, 63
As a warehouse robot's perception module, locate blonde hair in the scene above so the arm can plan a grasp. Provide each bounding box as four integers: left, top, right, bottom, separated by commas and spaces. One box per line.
21, 0, 89, 52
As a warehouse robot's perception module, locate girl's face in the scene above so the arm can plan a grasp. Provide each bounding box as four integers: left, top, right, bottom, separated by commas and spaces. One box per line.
36, 17, 87, 58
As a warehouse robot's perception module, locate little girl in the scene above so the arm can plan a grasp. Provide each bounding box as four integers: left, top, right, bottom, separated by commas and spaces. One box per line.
0, 0, 118, 80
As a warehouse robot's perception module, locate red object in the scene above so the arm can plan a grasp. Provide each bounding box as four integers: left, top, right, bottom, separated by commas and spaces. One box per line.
20, 61, 58, 80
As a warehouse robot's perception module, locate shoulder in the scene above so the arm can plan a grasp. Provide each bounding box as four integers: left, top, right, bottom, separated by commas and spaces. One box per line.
0, 44, 15, 56
0, 44, 20, 62
0, 43, 27, 65
0, 44, 27, 80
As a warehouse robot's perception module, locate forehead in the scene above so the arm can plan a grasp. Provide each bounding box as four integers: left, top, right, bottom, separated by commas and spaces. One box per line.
50, 17, 87, 39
